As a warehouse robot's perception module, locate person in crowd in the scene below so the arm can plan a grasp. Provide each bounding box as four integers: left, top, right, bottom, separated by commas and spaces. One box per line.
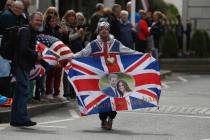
150, 11, 164, 59
10, 11, 43, 127
2, 0, 14, 12
43, 7, 66, 101
185, 19, 192, 52
146, 11, 153, 27
61, 10, 85, 99
76, 12, 88, 46
62, 10, 84, 53
126, 1, 141, 25
116, 80, 132, 97
110, 4, 121, 40
175, 14, 184, 56
90, 3, 104, 41
21, 0, 31, 24
74, 21, 140, 130
119, 10, 135, 49
136, 10, 150, 53
102, 4, 121, 40
0, 1, 25, 35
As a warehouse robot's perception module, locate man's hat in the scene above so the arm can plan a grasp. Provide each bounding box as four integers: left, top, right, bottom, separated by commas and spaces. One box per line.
97, 21, 110, 33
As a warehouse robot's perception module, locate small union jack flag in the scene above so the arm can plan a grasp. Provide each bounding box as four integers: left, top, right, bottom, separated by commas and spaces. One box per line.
65, 54, 161, 116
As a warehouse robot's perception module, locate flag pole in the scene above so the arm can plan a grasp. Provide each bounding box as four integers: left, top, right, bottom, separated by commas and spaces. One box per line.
131, 0, 136, 26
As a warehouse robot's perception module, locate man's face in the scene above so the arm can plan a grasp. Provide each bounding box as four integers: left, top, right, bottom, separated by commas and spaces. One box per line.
121, 14, 128, 22
99, 27, 109, 39
30, 14, 43, 31
110, 77, 118, 88
11, 3, 24, 16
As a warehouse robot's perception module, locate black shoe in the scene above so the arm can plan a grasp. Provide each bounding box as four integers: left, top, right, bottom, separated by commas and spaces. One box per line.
101, 120, 108, 129
106, 118, 113, 130
10, 121, 37, 127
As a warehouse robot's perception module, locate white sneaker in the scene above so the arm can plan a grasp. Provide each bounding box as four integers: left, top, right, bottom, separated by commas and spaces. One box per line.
54, 96, 67, 102
44, 94, 54, 100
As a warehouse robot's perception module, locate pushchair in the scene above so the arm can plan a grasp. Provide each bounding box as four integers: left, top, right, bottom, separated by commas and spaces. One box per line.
0, 56, 13, 98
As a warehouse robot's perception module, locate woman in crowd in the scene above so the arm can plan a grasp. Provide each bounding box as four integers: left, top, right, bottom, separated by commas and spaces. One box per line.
43, 7, 66, 101
76, 12, 88, 47
136, 10, 150, 53
150, 11, 164, 59
61, 10, 85, 99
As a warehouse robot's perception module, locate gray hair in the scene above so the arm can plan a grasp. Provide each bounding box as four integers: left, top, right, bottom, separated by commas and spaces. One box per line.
108, 74, 118, 81
121, 10, 128, 16
12, 0, 24, 7
127, 1, 132, 7
30, 11, 43, 21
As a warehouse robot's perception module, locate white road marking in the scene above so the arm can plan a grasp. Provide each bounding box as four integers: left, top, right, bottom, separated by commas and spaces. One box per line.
38, 110, 80, 125
36, 125, 67, 129
177, 76, 188, 82
200, 139, 210, 140
69, 110, 80, 119
121, 111, 210, 119
38, 118, 75, 125
163, 81, 177, 84
161, 82, 170, 89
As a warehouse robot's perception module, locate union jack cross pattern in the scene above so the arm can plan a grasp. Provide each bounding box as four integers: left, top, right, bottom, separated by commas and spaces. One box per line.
65, 53, 161, 116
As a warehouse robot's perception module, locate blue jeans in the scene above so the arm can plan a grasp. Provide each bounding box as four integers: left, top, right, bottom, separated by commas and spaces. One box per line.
11, 67, 30, 123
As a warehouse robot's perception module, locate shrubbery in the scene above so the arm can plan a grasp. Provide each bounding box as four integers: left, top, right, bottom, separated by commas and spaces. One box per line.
189, 30, 209, 57
160, 31, 178, 58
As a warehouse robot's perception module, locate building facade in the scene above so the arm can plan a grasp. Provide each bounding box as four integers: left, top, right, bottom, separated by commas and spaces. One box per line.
165, 0, 210, 35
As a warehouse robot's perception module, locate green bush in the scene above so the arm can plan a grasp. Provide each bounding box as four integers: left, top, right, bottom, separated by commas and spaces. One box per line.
148, 0, 179, 21
190, 30, 209, 57
160, 31, 178, 58
202, 31, 210, 53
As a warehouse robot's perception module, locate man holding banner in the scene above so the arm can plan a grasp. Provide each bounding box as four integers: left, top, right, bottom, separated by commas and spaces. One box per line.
74, 21, 140, 130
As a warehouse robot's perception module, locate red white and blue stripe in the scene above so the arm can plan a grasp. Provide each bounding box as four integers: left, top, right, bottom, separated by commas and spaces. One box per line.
36, 41, 58, 66
65, 54, 161, 116
36, 34, 73, 65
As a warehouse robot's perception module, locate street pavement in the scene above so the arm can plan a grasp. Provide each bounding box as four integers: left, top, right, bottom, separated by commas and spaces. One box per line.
1, 73, 210, 140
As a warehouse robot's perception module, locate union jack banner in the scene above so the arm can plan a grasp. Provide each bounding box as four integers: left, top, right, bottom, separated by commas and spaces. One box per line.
66, 54, 161, 116
36, 34, 73, 64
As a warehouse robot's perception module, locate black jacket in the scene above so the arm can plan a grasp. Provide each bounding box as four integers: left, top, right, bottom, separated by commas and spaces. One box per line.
105, 14, 121, 40
0, 9, 25, 35
14, 26, 38, 71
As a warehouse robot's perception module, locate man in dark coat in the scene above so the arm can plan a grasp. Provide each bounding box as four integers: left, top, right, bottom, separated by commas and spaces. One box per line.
90, 3, 104, 41
10, 11, 43, 127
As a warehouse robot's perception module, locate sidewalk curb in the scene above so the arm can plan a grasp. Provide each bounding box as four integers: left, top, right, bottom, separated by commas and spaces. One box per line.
0, 101, 69, 123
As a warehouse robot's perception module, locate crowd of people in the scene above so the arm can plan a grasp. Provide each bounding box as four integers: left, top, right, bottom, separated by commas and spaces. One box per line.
0, 0, 190, 128
0, 0, 167, 103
